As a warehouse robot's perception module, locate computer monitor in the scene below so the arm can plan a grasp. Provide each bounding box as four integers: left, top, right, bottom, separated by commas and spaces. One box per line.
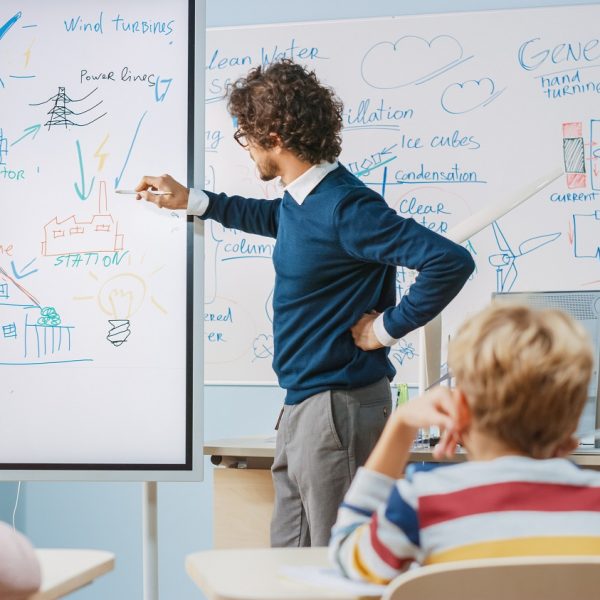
493, 290, 600, 447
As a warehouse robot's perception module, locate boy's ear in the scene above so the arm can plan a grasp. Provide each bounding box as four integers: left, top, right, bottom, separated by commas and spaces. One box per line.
552, 435, 579, 458
454, 388, 472, 433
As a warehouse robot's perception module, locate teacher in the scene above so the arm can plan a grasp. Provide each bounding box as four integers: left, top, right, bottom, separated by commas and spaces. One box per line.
135, 60, 474, 547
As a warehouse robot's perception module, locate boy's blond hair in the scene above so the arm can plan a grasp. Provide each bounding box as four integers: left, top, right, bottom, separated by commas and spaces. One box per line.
448, 302, 594, 458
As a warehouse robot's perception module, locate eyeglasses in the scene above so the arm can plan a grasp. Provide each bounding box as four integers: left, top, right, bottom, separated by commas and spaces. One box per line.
233, 129, 249, 148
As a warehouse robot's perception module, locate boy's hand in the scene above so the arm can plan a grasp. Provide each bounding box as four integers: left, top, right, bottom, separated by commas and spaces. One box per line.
394, 386, 462, 460
365, 386, 462, 478
135, 174, 189, 210
394, 386, 458, 433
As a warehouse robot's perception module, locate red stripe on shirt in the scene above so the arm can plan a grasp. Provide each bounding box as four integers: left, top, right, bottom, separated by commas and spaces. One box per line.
420, 481, 600, 528
369, 512, 412, 570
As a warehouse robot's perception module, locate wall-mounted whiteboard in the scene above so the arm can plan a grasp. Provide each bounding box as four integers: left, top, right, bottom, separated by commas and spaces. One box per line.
0, 0, 201, 480
204, 4, 600, 385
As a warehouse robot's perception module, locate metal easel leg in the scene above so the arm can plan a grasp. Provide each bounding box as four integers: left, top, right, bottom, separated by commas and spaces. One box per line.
142, 481, 159, 600
419, 314, 442, 395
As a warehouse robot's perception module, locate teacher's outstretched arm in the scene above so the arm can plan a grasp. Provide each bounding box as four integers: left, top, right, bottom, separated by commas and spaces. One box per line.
134, 173, 281, 239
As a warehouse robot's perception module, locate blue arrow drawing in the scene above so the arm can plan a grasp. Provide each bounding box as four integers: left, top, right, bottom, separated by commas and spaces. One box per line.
10, 258, 38, 279
114, 111, 147, 188
154, 77, 173, 103
0, 12, 22, 41
74, 140, 95, 201
10, 124, 41, 146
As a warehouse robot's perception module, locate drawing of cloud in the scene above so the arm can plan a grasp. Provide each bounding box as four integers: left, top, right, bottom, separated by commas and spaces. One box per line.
361, 35, 469, 89
441, 78, 505, 114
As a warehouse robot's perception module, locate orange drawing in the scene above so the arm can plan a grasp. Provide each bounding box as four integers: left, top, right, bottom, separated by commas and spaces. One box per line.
41, 181, 124, 257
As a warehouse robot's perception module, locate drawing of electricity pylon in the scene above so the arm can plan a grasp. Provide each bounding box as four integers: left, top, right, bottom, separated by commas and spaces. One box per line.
488, 221, 561, 293
30, 86, 107, 130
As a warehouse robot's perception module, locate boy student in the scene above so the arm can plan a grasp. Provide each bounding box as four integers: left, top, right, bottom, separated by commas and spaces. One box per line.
330, 302, 600, 583
134, 60, 474, 547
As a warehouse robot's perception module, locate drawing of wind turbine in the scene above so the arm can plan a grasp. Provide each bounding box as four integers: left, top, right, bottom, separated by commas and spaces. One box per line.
488, 221, 561, 293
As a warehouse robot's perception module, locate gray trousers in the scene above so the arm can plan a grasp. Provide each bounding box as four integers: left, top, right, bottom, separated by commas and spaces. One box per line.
270, 377, 392, 547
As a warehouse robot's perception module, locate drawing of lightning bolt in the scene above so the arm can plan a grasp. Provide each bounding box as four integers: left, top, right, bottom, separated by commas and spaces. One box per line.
24, 40, 34, 67
94, 134, 110, 171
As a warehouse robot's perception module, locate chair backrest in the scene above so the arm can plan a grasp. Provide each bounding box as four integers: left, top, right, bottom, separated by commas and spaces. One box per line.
382, 555, 600, 600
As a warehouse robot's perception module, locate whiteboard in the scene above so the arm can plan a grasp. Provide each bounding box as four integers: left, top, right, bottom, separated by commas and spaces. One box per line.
204, 4, 600, 385
0, 0, 202, 480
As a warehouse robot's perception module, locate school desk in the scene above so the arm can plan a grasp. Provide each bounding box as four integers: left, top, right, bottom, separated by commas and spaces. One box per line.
185, 547, 380, 600
205, 436, 600, 549
28, 549, 115, 600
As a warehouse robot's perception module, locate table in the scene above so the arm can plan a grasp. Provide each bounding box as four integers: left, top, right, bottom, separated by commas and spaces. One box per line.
28, 549, 115, 600
205, 436, 600, 467
205, 436, 600, 549
186, 547, 379, 600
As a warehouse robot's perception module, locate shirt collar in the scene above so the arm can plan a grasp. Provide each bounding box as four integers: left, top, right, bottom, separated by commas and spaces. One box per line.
284, 161, 338, 205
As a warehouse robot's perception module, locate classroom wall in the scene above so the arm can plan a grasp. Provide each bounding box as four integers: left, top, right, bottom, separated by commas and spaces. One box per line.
6, 1, 593, 599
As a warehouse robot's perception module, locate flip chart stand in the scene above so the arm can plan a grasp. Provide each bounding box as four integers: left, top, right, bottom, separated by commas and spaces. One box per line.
142, 482, 159, 600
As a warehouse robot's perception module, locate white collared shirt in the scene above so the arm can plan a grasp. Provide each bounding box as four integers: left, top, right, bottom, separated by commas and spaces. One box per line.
187, 161, 339, 214
186, 159, 396, 347
283, 160, 338, 204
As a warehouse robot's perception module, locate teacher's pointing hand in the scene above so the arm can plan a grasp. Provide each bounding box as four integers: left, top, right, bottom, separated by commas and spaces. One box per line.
135, 174, 190, 210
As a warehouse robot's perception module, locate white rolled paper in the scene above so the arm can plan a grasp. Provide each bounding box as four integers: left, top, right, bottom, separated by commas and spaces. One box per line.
447, 167, 564, 244
418, 166, 565, 394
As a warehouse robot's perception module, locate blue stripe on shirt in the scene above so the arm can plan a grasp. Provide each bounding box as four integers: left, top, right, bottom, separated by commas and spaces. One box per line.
384, 485, 420, 547
341, 502, 373, 518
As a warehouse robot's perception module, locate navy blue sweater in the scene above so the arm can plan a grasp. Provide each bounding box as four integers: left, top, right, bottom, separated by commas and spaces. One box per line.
202, 164, 474, 404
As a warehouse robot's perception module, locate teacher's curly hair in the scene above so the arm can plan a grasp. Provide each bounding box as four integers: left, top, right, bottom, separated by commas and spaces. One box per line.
227, 59, 344, 164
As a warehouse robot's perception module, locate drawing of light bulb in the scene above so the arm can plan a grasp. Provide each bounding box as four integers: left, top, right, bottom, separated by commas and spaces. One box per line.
98, 274, 146, 347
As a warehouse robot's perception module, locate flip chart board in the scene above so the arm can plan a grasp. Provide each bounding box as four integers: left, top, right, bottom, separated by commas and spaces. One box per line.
204, 4, 600, 385
0, 0, 199, 480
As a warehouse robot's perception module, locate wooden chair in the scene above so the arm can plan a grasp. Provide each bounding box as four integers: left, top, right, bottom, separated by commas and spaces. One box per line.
382, 555, 600, 600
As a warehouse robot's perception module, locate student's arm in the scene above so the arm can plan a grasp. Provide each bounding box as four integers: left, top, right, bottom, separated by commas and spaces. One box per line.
329, 468, 422, 584
366, 386, 460, 477
329, 387, 461, 583
335, 190, 475, 348
0, 522, 41, 599
134, 175, 280, 239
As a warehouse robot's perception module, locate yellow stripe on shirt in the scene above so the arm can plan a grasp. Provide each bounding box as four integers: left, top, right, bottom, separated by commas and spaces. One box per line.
350, 525, 392, 585
426, 536, 600, 565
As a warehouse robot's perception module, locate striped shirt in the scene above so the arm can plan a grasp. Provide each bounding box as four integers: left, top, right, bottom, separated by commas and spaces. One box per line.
329, 457, 600, 584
